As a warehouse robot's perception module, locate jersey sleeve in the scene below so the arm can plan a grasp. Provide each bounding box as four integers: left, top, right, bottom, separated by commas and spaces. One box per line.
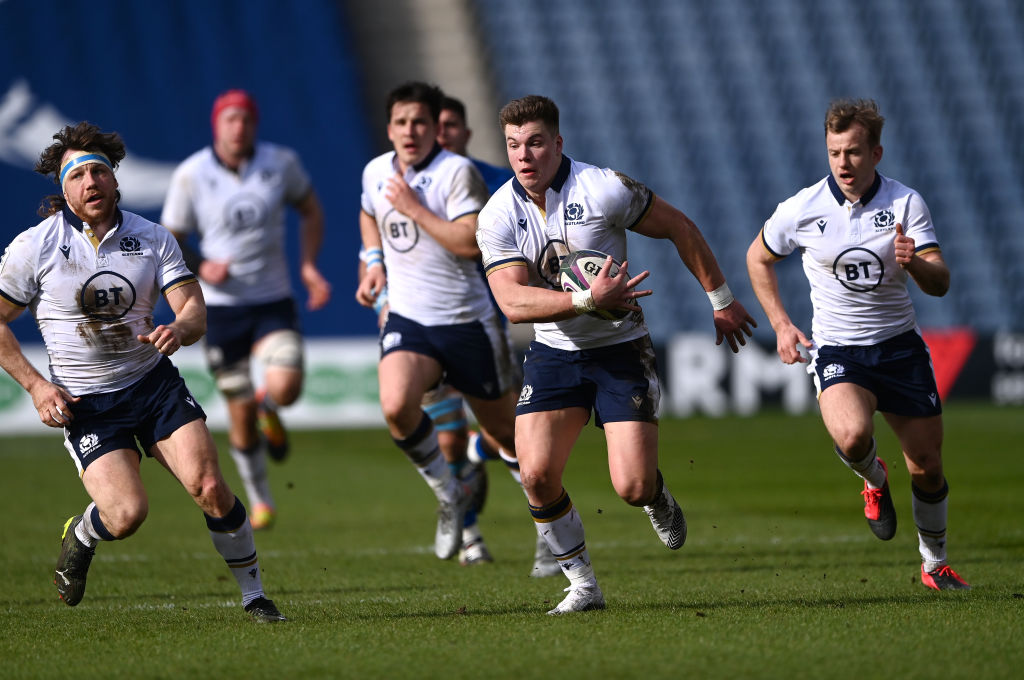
477, 198, 527, 276
600, 169, 654, 229
446, 162, 489, 221
153, 225, 198, 295
0, 229, 40, 307
359, 162, 377, 219
281, 148, 313, 204
902, 191, 940, 255
760, 198, 800, 259
160, 163, 197, 235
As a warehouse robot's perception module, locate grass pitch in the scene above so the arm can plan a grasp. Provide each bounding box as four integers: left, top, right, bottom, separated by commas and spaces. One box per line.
1, 404, 1021, 679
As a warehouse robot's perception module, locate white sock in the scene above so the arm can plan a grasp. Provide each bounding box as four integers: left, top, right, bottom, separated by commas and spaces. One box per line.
834, 439, 887, 489
499, 448, 522, 486
206, 498, 265, 606
529, 490, 595, 587
76, 502, 106, 547
396, 414, 458, 502
229, 444, 274, 507
913, 480, 949, 571
462, 523, 482, 546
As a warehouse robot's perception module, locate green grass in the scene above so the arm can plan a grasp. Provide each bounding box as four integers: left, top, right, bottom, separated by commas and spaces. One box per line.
1, 404, 1022, 679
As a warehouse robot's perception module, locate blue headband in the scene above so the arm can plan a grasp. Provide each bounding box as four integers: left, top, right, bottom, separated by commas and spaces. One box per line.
59, 152, 113, 188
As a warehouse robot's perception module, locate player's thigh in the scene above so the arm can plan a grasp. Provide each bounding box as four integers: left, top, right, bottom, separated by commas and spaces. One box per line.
818, 382, 877, 449
81, 449, 148, 529
150, 419, 232, 510
378, 350, 444, 411
464, 388, 518, 453
515, 407, 588, 503
604, 420, 659, 504
882, 412, 944, 479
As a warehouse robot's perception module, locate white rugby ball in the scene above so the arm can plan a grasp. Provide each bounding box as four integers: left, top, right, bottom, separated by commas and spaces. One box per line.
559, 249, 632, 320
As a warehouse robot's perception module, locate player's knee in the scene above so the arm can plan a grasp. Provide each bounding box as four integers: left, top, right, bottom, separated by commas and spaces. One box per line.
520, 467, 560, 500
615, 477, 654, 507
834, 431, 872, 459
104, 498, 149, 538
255, 330, 303, 371
214, 360, 254, 400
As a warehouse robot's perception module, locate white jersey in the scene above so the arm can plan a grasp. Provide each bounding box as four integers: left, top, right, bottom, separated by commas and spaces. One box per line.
761, 173, 940, 346
0, 207, 196, 394
476, 155, 653, 350
360, 145, 492, 325
161, 142, 312, 306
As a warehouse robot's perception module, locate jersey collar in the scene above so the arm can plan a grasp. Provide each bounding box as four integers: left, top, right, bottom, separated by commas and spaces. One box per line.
62, 204, 123, 233
827, 171, 882, 206
412, 143, 443, 172
512, 155, 572, 202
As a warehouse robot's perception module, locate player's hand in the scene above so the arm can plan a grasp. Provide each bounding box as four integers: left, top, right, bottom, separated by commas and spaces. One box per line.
199, 259, 230, 285
385, 174, 422, 218
302, 263, 332, 311
590, 257, 651, 313
774, 321, 812, 364
138, 324, 186, 356
28, 381, 80, 429
893, 223, 915, 268
713, 301, 757, 353
356, 266, 387, 308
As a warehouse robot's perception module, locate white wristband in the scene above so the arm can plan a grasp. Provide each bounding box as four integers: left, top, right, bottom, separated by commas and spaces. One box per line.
707, 282, 734, 311
571, 289, 597, 315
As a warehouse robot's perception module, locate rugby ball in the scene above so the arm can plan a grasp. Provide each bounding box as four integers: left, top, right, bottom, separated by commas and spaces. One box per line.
559, 249, 632, 320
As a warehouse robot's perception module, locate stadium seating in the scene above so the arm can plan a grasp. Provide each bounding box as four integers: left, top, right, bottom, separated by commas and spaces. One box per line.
474, 0, 1024, 339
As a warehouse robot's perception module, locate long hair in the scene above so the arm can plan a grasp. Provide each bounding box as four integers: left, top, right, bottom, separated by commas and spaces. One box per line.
34, 122, 126, 217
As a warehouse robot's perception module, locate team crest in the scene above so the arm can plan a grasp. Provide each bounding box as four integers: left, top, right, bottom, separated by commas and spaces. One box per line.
564, 202, 584, 225
79, 433, 100, 455
415, 176, 432, 191
119, 235, 143, 255
821, 363, 845, 381
517, 384, 533, 406
872, 210, 895, 230
382, 331, 402, 352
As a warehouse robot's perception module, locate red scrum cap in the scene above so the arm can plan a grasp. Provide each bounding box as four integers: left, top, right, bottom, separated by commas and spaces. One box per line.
211, 89, 259, 134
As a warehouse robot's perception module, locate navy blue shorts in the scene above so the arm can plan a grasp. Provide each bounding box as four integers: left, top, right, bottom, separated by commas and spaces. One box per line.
63, 357, 207, 473
205, 298, 300, 369
811, 330, 941, 417
516, 337, 661, 427
379, 312, 516, 400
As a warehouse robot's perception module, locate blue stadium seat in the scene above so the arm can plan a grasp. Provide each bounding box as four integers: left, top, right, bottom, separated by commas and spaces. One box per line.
474, 0, 1024, 335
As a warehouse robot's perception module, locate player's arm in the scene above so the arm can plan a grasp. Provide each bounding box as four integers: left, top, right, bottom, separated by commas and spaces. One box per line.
635, 196, 755, 352
746, 230, 811, 364
893, 223, 950, 297
385, 174, 479, 258
486, 260, 648, 324
138, 281, 206, 354
0, 299, 79, 427
294, 188, 331, 310
356, 210, 386, 308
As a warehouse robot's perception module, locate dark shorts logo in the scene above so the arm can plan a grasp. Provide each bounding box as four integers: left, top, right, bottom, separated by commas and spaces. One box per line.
537, 239, 569, 287
382, 208, 419, 253
833, 247, 884, 292
80, 271, 137, 321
